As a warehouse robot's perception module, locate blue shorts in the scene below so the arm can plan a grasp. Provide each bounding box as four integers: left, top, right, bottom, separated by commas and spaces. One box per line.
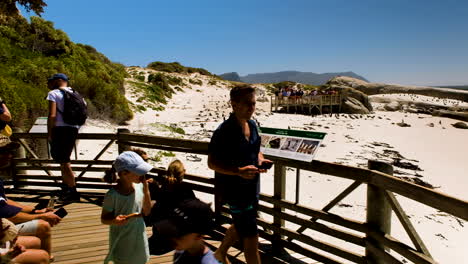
50, 126, 78, 163
229, 203, 258, 238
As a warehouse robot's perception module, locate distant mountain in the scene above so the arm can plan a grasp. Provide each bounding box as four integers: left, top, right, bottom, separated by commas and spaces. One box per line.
218, 71, 368, 85
218, 72, 242, 82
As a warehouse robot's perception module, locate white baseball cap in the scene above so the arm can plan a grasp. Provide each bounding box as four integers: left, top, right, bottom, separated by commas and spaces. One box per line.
113, 151, 152, 176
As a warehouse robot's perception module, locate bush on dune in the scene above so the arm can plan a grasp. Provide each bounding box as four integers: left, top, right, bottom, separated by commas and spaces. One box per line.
147, 61, 214, 77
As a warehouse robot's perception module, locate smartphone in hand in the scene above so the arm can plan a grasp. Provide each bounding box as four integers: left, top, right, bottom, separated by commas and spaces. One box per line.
54, 207, 68, 218
256, 162, 273, 170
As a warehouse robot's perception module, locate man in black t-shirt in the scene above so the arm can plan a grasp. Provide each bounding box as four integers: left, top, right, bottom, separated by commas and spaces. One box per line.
208, 85, 272, 264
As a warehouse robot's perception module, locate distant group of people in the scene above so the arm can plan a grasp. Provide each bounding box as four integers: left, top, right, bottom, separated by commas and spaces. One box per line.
1, 79, 271, 264
274, 87, 340, 101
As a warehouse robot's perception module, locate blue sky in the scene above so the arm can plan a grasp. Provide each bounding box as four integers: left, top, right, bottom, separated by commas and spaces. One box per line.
21, 0, 468, 85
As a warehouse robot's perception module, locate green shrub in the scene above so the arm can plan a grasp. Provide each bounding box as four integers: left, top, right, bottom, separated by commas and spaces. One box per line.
135, 75, 145, 82
165, 75, 184, 86
299, 84, 322, 91
160, 151, 175, 157
136, 104, 147, 112
147, 61, 185, 73
147, 61, 213, 76
273, 81, 297, 89
189, 78, 202, 85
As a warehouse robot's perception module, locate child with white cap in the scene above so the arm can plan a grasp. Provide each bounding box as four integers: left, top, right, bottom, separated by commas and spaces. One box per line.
101, 151, 153, 264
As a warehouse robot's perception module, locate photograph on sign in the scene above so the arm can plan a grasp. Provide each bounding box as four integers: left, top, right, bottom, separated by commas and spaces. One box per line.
296, 139, 320, 155
280, 138, 302, 152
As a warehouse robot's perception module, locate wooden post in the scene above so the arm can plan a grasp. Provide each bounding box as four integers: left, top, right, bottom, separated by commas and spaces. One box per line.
366, 160, 393, 264
213, 173, 223, 223
117, 128, 131, 154
269, 96, 272, 112
295, 168, 300, 204
272, 160, 286, 250
11, 128, 26, 187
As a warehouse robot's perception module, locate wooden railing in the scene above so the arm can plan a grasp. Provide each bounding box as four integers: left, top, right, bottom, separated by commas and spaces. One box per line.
7, 131, 468, 264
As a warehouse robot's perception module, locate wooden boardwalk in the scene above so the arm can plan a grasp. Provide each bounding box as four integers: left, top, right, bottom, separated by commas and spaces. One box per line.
8, 194, 315, 264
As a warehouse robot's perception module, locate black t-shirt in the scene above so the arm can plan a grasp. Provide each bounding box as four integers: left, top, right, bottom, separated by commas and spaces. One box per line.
0, 179, 6, 199
208, 114, 261, 207
149, 182, 196, 224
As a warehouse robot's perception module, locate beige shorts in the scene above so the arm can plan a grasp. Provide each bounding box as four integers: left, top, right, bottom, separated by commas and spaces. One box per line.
15, 220, 39, 235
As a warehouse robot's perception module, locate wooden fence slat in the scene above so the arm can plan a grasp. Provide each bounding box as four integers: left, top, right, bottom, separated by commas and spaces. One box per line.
366, 230, 437, 264
15, 165, 110, 172
364, 241, 402, 264
117, 141, 209, 155
117, 133, 209, 153
295, 181, 362, 235
256, 227, 345, 264
258, 204, 365, 246
16, 138, 58, 183
260, 194, 367, 233
384, 191, 432, 257
256, 219, 366, 263
14, 159, 114, 165
369, 170, 468, 221
12, 181, 111, 189
264, 158, 371, 183
15, 174, 105, 183
77, 139, 115, 179
12, 132, 118, 140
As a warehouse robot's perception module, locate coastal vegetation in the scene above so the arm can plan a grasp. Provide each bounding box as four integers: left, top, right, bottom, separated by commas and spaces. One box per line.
127, 71, 189, 112
0, 14, 132, 127
150, 123, 185, 135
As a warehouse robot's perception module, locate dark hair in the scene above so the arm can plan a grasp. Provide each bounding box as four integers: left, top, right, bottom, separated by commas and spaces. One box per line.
131, 147, 149, 161
230, 85, 255, 102
103, 167, 118, 184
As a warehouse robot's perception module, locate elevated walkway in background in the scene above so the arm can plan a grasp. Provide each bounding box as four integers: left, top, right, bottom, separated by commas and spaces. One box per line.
3, 130, 467, 264
271, 95, 342, 115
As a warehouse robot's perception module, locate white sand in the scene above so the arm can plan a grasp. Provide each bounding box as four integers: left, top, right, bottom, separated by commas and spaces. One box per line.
78, 71, 467, 263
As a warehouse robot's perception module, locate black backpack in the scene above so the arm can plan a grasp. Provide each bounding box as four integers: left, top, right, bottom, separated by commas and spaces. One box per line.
58, 89, 87, 126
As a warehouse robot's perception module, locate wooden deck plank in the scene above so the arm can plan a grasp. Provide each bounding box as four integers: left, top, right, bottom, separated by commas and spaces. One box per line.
23, 199, 319, 263
14, 199, 315, 263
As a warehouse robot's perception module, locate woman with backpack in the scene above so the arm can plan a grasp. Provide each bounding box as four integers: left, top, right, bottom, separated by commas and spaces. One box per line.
46, 73, 86, 203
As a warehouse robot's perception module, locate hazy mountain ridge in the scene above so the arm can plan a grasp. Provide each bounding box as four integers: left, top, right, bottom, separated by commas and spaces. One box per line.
219, 70, 368, 85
